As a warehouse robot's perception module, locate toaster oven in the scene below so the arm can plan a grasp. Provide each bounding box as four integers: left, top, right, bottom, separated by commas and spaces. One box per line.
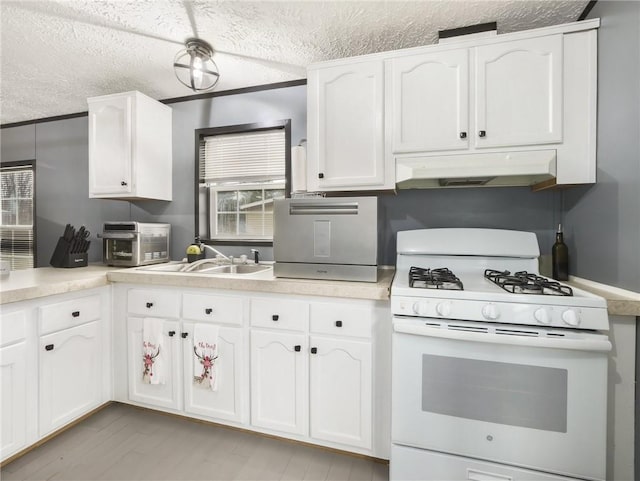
102, 222, 170, 266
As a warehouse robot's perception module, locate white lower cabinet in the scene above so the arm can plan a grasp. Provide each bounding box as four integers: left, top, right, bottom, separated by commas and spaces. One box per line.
183, 322, 244, 423
39, 321, 102, 436
0, 341, 28, 459
250, 329, 308, 435
114, 286, 388, 458
127, 317, 181, 410
309, 335, 372, 449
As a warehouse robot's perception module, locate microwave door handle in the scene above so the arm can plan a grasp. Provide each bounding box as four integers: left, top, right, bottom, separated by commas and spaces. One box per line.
393, 321, 612, 352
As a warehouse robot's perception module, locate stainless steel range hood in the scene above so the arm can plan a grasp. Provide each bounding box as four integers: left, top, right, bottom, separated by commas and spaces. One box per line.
396, 150, 557, 189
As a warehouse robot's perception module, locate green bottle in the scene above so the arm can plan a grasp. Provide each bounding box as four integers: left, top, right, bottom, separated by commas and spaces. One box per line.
552, 224, 569, 281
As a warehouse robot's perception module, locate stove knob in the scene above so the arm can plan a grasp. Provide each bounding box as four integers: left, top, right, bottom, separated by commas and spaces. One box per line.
533, 308, 551, 325
561, 309, 580, 327
436, 302, 451, 317
412, 301, 430, 316
481, 303, 500, 320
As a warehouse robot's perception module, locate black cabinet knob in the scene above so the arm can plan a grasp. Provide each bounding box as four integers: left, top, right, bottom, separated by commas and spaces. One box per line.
272, 314, 279, 321
45, 344, 54, 351
459, 132, 467, 139
294, 345, 301, 352
311, 347, 318, 354
318, 173, 324, 179
205, 308, 213, 315
478, 130, 486, 138
121, 181, 128, 186
181, 332, 189, 339
335, 320, 343, 327
71, 311, 80, 318
168, 331, 176, 337
146, 302, 153, 308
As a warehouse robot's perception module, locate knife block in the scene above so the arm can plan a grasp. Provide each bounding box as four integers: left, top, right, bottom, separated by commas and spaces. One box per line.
49, 237, 89, 268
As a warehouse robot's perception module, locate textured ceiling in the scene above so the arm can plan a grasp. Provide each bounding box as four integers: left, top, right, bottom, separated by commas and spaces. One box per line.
0, 0, 589, 125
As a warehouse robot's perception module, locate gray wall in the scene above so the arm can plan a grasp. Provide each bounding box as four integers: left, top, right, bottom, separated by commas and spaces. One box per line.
563, 0, 640, 292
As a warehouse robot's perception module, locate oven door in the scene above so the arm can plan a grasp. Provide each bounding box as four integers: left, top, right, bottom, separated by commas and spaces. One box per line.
392, 317, 610, 481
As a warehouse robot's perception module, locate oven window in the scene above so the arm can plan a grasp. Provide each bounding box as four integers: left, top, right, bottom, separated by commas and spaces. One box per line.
421, 354, 567, 432
109, 240, 133, 260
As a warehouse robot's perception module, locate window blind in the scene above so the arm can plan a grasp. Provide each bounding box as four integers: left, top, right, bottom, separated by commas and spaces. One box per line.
1, 165, 34, 270
199, 128, 286, 183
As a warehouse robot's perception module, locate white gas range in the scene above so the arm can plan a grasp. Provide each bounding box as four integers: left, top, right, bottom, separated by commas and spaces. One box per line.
390, 229, 611, 481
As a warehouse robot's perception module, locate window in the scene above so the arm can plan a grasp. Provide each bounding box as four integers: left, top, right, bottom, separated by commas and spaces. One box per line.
196, 120, 290, 243
1, 163, 35, 269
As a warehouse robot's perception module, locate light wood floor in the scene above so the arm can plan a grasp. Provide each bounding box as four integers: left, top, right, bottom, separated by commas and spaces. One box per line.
1, 403, 388, 481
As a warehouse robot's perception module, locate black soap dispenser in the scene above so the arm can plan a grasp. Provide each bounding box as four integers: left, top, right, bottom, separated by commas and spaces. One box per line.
552, 224, 569, 281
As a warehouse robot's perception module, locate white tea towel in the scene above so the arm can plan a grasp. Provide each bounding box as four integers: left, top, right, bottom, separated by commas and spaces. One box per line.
193, 323, 219, 391
142, 317, 165, 385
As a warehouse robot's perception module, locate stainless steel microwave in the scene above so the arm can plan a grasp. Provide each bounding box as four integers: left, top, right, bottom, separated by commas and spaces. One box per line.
101, 222, 170, 267
273, 197, 378, 282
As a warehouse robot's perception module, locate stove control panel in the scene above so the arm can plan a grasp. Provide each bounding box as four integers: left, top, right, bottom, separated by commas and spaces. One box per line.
391, 296, 608, 330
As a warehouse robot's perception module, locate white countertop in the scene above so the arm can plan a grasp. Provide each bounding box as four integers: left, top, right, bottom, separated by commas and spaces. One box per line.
0, 265, 121, 304
0, 264, 394, 304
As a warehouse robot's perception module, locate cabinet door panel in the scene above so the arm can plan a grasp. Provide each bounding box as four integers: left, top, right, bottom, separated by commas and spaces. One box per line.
39, 321, 101, 436
127, 317, 181, 410
310, 336, 372, 449
183, 322, 244, 423
389, 49, 469, 152
310, 61, 385, 189
88, 96, 132, 195
475, 35, 563, 148
1, 342, 27, 460
250, 330, 308, 436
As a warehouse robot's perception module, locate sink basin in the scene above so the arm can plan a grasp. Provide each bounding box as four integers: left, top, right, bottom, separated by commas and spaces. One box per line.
136, 261, 273, 277
203, 264, 271, 274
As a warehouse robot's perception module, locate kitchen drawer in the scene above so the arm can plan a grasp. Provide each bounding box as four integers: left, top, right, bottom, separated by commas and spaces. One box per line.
182, 293, 243, 326
250, 298, 308, 332
0, 311, 27, 347
310, 302, 372, 339
40, 295, 101, 335
127, 289, 179, 318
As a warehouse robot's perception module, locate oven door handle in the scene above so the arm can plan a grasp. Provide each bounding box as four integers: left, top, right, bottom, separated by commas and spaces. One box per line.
100, 233, 137, 240
393, 322, 612, 352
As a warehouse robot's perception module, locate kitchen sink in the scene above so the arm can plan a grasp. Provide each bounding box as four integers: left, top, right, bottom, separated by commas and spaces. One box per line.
136, 261, 273, 277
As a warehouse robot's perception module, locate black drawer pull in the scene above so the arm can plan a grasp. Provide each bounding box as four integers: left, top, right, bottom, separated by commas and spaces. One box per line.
272, 314, 279, 321
478, 130, 486, 138
71, 311, 80, 318
310, 347, 318, 354
121, 181, 128, 186
181, 332, 189, 339
294, 345, 301, 352
45, 344, 54, 351
168, 331, 176, 337
318, 173, 324, 179
459, 132, 467, 139
146, 302, 153, 308
205, 308, 213, 315
335, 320, 343, 327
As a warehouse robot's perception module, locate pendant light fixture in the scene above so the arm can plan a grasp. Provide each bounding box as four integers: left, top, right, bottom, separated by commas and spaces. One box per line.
173, 38, 220, 92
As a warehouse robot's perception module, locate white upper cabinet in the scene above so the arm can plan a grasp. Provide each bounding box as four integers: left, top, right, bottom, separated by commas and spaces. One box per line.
307, 61, 393, 191
474, 35, 563, 149
388, 49, 469, 153
308, 20, 598, 190
88, 91, 172, 201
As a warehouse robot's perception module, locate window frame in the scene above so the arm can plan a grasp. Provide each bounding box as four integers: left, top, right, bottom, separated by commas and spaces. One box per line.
0, 160, 37, 269
194, 119, 291, 246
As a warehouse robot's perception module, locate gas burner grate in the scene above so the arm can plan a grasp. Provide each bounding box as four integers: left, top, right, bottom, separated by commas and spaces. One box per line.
409, 267, 464, 290
484, 269, 573, 296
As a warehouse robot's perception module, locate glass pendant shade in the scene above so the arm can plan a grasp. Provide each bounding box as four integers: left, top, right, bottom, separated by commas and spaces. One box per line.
174, 39, 220, 92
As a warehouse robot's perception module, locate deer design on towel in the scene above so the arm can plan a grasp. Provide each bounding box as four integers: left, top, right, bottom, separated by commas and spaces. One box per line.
142, 345, 160, 383
194, 345, 218, 388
